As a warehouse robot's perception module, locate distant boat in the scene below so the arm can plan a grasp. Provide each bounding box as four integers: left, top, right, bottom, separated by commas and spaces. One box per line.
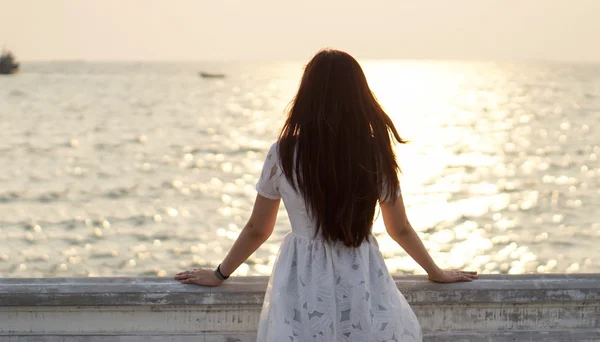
199, 72, 225, 78
0, 49, 19, 75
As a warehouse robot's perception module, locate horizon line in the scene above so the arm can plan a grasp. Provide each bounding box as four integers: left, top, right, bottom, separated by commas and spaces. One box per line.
15, 57, 600, 65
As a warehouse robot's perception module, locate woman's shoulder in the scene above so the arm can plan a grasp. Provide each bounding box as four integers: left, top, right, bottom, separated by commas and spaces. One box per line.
267, 138, 295, 160
264, 141, 280, 161
268, 140, 279, 152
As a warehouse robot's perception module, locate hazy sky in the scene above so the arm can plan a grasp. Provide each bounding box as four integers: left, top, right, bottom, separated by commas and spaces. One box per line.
1, 0, 599, 62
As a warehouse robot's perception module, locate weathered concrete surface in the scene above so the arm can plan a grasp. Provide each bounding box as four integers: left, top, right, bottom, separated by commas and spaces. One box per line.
1, 332, 600, 342
0, 274, 599, 341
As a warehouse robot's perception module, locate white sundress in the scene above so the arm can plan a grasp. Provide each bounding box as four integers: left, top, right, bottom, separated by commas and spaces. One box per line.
255, 142, 423, 342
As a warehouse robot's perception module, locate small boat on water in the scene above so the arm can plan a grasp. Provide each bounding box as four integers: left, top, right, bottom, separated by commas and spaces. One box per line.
0, 49, 19, 75
199, 72, 225, 78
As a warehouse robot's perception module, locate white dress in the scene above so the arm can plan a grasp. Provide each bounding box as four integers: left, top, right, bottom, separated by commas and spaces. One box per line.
255, 142, 423, 342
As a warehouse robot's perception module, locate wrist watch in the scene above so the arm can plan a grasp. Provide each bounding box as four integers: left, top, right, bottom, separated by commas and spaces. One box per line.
214, 264, 230, 281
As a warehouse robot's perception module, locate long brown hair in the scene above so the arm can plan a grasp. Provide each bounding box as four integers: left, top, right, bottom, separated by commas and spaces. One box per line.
278, 49, 406, 247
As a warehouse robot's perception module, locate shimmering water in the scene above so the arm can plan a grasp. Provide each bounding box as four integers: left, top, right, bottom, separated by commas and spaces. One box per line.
1, 61, 599, 278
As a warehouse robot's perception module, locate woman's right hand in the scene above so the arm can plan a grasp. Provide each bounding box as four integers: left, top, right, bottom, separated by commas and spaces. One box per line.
427, 269, 478, 283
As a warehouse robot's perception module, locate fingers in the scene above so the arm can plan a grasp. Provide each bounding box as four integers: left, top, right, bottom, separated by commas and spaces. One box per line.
450, 269, 477, 274
174, 268, 204, 279
453, 270, 478, 279
459, 271, 479, 280
174, 268, 217, 286
427, 269, 479, 283
174, 271, 193, 280
454, 271, 478, 282
446, 272, 471, 282
175, 268, 201, 275
459, 275, 473, 282
442, 270, 479, 283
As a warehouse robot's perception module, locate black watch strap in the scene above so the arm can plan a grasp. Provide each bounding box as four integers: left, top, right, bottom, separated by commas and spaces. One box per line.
214, 264, 229, 281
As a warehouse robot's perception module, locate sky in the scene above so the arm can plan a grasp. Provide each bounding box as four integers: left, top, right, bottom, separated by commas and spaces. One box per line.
1, 0, 599, 62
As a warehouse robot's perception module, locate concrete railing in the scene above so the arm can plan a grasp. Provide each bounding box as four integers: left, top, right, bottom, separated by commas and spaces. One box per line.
0, 274, 599, 341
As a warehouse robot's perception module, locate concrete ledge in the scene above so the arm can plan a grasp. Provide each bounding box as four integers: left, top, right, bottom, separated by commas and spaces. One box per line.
2, 274, 599, 306
0, 274, 599, 341
4, 331, 600, 342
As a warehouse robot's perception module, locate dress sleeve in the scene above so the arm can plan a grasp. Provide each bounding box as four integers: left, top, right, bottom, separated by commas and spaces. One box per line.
379, 175, 402, 202
255, 142, 282, 200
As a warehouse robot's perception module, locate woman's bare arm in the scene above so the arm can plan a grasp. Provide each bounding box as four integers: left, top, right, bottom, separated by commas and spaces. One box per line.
219, 194, 280, 276
174, 194, 280, 286
380, 193, 478, 283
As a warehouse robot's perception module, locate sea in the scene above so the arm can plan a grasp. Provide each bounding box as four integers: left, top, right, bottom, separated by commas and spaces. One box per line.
0, 61, 599, 278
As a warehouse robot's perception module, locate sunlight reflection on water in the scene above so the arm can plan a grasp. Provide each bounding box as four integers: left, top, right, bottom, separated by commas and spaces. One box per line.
0, 61, 598, 277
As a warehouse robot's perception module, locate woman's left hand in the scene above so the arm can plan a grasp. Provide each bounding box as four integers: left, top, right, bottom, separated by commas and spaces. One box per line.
174, 268, 224, 287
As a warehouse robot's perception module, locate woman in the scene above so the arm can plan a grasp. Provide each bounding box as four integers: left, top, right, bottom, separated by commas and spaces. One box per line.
174, 49, 478, 341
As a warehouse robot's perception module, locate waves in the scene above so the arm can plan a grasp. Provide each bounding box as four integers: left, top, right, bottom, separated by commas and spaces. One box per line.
0, 61, 599, 277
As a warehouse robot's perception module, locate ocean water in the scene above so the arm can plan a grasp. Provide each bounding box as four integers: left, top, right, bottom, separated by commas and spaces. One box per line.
0, 61, 599, 278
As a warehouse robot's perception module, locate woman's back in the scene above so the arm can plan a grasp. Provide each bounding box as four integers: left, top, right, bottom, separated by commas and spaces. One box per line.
259, 142, 391, 240
255, 141, 423, 341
